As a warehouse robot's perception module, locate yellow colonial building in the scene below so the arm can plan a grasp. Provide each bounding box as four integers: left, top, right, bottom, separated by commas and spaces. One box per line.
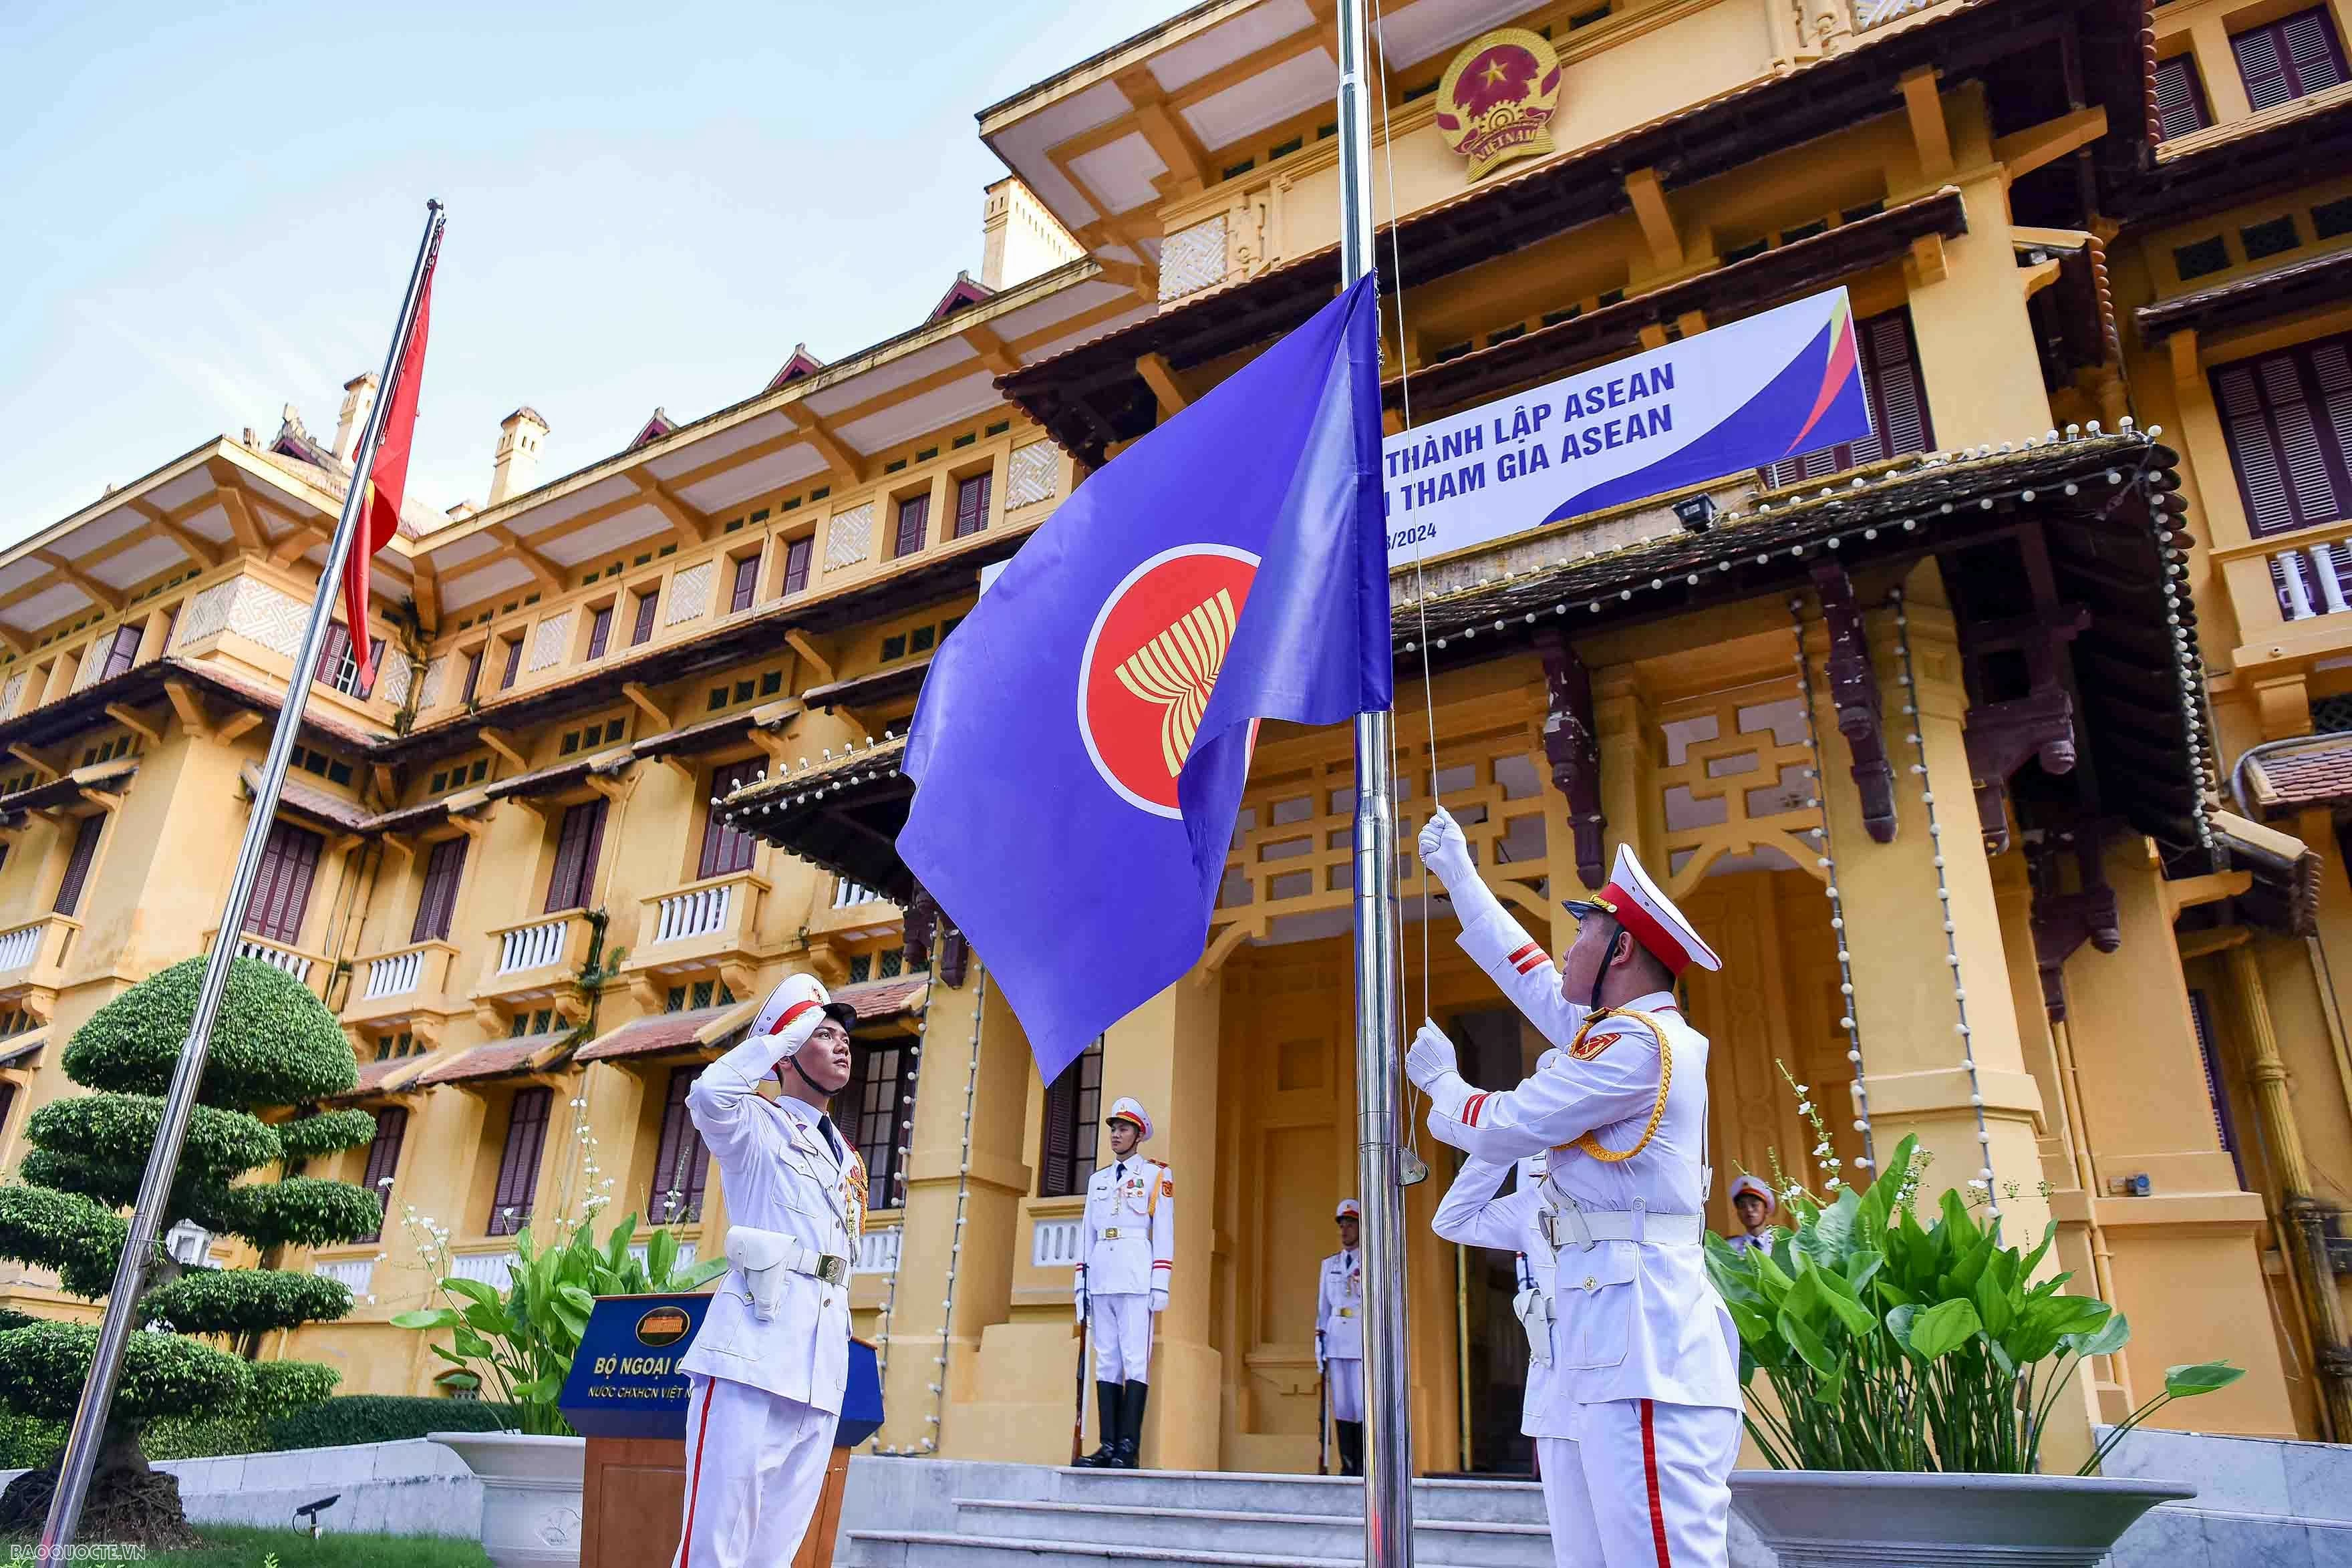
3, 0, 2350, 1480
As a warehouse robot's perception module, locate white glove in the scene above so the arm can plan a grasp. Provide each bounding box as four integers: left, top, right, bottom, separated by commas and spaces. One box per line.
1406, 1017, 1459, 1092
1149, 1287, 1169, 1313
1416, 807, 1475, 889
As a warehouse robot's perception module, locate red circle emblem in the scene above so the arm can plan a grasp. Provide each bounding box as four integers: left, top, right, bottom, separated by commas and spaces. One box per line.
1078, 544, 1260, 818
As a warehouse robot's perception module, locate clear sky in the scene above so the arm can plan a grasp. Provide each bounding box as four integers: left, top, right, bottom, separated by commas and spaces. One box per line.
0, 0, 1151, 548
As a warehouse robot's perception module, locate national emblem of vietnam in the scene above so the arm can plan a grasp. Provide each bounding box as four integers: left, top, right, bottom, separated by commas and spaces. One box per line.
1077, 543, 1261, 818
1435, 27, 1564, 182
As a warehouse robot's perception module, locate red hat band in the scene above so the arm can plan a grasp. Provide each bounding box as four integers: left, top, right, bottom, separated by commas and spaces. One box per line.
1598, 881, 1693, 975
766, 998, 822, 1035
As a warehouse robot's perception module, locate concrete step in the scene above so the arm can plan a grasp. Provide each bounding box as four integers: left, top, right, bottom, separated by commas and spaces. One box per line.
1038, 1466, 1551, 1527
956, 1497, 1553, 1567
841, 1530, 1364, 1568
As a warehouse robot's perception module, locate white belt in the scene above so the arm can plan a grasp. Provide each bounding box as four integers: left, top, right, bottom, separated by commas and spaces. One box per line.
1537, 1198, 1705, 1251
726, 1226, 849, 1319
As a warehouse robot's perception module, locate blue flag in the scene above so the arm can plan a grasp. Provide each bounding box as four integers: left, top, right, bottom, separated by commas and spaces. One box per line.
899, 275, 1390, 1080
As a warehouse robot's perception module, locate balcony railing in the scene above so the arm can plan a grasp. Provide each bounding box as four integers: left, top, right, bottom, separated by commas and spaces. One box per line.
498, 918, 571, 974
365, 947, 426, 999
313, 1257, 375, 1297
476, 910, 595, 1003
203, 927, 331, 999
627, 1239, 701, 1274
855, 1227, 902, 1277
450, 1247, 519, 1289
655, 881, 734, 944
0, 921, 49, 976
627, 870, 770, 982
345, 939, 462, 1029
1031, 1216, 1084, 1269
0, 915, 80, 994
2270, 540, 2352, 622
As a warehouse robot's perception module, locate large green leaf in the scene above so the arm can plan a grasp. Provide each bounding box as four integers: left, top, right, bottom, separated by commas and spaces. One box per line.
646, 1226, 680, 1286
1904, 1299, 1983, 1361
1796, 1187, 1862, 1272
1777, 1304, 1837, 1378
390, 1307, 459, 1330
2164, 1361, 2244, 1398
2062, 1310, 2131, 1360
1812, 1262, 1877, 1338
1972, 1266, 2016, 1340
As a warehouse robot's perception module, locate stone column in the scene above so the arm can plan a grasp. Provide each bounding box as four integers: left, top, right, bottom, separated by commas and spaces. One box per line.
875, 967, 1033, 1456
1097, 972, 1224, 1470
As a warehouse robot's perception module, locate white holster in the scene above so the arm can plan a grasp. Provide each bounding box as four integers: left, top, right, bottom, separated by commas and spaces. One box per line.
1514, 1286, 1555, 1369
725, 1226, 849, 1320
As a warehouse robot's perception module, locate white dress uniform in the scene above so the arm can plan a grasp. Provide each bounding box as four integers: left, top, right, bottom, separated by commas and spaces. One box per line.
1314, 1197, 1365, 1474
672, 976, 866, 1568
1075, 1096, 1173, 1468
1412, 828, 1741, 1568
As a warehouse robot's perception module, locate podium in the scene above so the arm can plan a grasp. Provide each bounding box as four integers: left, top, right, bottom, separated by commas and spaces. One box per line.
557, 1293, 883, 1567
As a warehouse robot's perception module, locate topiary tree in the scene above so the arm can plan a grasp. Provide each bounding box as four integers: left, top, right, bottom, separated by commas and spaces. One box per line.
0, 957, 380, 1546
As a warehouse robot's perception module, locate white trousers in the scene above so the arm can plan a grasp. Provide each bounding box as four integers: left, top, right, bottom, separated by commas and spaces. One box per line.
1536, 1400, 1740, 1567
673, 1373, 837, 1568
1090, 1291, 1155, 1382
1324, 1357, 1364, 1422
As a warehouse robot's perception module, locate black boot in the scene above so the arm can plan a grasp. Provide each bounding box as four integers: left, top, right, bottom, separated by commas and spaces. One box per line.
1336, 1419, 1364, 1477
1076, 1380, 1123, 1466
1116, 1380, 1150, 1468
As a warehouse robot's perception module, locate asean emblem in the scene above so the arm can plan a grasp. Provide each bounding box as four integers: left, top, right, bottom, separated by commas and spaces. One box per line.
1435, 27, 1564, 182
1078, 543, 1260, 818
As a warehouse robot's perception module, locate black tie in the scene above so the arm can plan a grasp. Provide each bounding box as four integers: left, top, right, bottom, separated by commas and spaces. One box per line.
818, 1114, 843, 1162
1115, 1161, 1127, 1183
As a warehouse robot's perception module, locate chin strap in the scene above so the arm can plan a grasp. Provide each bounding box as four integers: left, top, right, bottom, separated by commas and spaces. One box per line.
780, 1046, 832, 1096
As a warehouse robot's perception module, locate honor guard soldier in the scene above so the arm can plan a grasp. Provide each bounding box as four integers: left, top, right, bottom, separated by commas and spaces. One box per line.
672, 973, 867, 1567
1315, 1198, 1366, 1475
1074, 1097, 1173, 1468
1407, 810, 1741, 1568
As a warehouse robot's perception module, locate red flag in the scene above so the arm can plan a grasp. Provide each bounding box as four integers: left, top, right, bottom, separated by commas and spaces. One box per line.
343, 253, 436, 688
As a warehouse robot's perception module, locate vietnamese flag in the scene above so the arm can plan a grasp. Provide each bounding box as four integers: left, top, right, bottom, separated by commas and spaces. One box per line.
344, 251, 436, 688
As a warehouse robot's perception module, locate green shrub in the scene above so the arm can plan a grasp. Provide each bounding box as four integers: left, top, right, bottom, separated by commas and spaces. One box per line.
273, 1107, 379, 1162
141, 1408, 269, 1462
140, 1267, 354, 1336
63, 955, 356, 1107
265, 1394, 520, 1452
0, 1409, 66, 1468
0, 1321, 252, 1422
28, 1094, 283, 1175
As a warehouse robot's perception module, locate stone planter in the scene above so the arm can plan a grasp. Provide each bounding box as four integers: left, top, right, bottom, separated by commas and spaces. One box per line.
428, 1432, 586, 1568
1730, 1469, 2195, 1567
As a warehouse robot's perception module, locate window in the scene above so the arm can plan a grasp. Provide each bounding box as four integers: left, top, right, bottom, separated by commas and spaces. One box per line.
486, 1088, 551, 1236
837, 1040, 915, 1210
244, 821, 324, 946
359, 1107, 408, 1241
97, 625, 142, 683
2153, 55, 2210, 140
647, 1067, 710, 1224
631, 589, 659, 646
893, 494, 929, 558
500, 636, 523, 691
729, 551, 760, 613
53, 811, 102, 918
585, 606, 612, 661
0, 1083, 15, 1145
2213, 333, 2352, 536
410, 836, 469, 943
2174, 235, 2231, 281
461, 650, 483, 704
953, 473, 992, 539
1763, 308, 1935, 486
782, 536, 813, 597
2234, 8, 2346, 111
697, 760, 762, 879
313, 623, 386, 700
1038, 1038, 1105, 1199
544, 798, 609, 913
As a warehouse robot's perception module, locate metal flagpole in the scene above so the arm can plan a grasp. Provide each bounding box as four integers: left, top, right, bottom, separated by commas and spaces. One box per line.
39, 199, 444, 1562
1335, 0, 1413, 1561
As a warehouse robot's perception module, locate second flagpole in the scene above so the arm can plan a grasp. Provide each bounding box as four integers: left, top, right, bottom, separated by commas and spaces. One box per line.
1333, 1, 1415, 1563
38, 199, 445, 1561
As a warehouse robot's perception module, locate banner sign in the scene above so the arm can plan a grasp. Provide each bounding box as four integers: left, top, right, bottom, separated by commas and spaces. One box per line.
1380, 289, 1875, 567
556, 1292, 883, 1446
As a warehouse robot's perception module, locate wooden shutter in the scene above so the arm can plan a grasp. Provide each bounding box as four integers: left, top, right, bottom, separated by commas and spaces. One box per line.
894, 495, 929, 557
99, 625, 142, 683
1040, 1068, 1077, 1197
243, 821, 323, 945
359, 1107, 408, 1240
647, 1068, 710, 1224
953, 474, 991, 538
1765, 308, 1933, 486
586, 607, 612, 660
696, 761, 762, 878
545, 798, 607, 913
314, 623, 352, 687
487, 1088, 551, 1235
2153, 55, 2209, 140
501, 637, 523, 689
730, 553, 760, 613
2214, 336, 2352, 536
631, 591, 659, 645
462, 651, 482, 703
53, 814, 104, 917
410, 836, 469, 943
782, 537, 813, 596
2236, 9, 2348, 110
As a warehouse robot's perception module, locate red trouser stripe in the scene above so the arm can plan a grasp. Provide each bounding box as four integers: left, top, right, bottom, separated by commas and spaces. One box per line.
1640, 1398, 1672, 1567
679, 1382, 717, 1565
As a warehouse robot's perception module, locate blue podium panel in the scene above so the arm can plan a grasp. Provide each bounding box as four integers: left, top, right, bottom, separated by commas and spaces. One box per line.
558, 1292, 883, 1447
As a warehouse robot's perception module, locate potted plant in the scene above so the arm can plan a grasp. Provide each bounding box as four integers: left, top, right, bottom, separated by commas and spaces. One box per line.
393, 1211, 723, 1567
1706, 1081, 2240, 1567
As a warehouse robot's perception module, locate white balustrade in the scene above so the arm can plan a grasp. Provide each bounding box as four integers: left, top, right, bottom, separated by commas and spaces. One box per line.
498, 917, 571, 974
313, 1257, 376, 1296
628, 1239, 700, 1274
833, 879, 883, 909
655, 883, 734, 945
1031, 1217, 1084, 1269
364, 949, 424, 999
2272, 543, 2352, 622
450, 1249, 518, 1290
855, 1227, 902, 1277
235, 937, 311, 984
0, 922, 43, 975
1855, 0, 1939, 29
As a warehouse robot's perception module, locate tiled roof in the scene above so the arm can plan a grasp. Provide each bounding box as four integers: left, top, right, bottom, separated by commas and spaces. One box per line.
243, 765, 370, 833
414, 1032, 569, 1086
335, 1053, 432, 1098
2244, 736, 2352, 810
0, 1038, 44, 1072
833, 974, 929, 1023
575, 1004, 743, 1063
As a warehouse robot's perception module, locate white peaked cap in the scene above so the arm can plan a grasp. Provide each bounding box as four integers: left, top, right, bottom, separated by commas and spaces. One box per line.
1106, 1096, 1153, 1142
749, 972, 857, 1040
1581, 842, 1723, 975
1336, 1198, 1361, 1220
1729, 1173, 1777, 1217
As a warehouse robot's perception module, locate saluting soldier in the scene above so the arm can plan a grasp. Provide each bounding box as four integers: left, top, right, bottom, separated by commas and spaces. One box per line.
1074, 1096, 1173, 1468
673, 973, 866, 1568
1314, 1198, 1366, 1475
1407, 808, 1741, 1568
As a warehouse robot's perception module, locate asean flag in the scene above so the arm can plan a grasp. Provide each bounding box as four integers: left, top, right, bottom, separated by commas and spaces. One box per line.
343, 251, 436, 689
899, 275, 1390, 1080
